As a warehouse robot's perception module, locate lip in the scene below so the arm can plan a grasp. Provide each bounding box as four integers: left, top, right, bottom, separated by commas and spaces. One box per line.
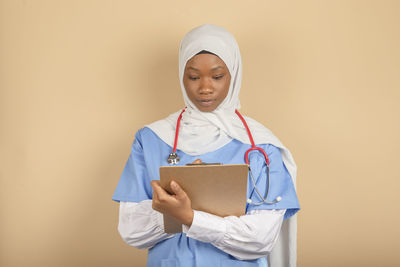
196, 99, 215, 107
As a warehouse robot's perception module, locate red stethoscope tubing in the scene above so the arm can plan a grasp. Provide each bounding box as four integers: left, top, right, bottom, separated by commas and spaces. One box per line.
235, 110, 270, 166
172, 108, 186, 153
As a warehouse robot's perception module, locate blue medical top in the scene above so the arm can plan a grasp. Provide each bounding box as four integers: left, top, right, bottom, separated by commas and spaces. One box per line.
112, 127, 300, 267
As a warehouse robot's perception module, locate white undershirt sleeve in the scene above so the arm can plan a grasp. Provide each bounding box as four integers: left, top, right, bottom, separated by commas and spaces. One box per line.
118, 200, 285, 260
117, 200, 175, 249
182, 209, 286, 260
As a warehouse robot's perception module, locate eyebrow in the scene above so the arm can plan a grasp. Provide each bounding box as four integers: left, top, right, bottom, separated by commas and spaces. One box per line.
187, 66, 224, 71
187, 66, 200, 71
211, 66, 223, 71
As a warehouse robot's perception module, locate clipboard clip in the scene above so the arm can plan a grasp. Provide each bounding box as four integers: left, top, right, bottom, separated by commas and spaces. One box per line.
185, 162, 222, 166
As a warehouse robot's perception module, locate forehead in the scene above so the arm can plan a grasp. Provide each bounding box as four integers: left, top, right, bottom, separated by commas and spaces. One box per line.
185, 53, 228, 69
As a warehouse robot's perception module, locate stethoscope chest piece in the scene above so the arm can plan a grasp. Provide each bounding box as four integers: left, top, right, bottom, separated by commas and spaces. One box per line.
167, 152, 180, 165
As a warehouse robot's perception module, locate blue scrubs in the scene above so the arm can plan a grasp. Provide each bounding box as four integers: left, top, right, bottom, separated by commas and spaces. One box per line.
113, 127, 300, 267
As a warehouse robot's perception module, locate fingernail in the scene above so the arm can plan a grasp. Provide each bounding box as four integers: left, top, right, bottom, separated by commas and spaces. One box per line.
171, 181, 177, 189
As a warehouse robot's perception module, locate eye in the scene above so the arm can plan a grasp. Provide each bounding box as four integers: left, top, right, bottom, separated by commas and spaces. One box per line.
188, 76, 199, 81
213, 75, 224, 80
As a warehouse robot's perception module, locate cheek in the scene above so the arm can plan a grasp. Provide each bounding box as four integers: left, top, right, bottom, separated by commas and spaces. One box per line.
183, 80, 197, 100
219, 77, 231, 98
183, 82, 196, 102
183, 79, 190, 91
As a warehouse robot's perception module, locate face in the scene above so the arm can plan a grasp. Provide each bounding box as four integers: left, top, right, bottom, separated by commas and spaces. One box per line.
183, 53, 231, 112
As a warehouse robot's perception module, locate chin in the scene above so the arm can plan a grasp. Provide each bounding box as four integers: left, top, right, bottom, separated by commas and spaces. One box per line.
197, 106, 216, 112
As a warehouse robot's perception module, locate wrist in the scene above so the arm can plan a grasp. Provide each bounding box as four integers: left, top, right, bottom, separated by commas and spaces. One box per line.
181, 209, 194, 226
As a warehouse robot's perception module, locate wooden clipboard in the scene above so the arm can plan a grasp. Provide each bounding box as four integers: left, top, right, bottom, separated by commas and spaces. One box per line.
159, 164, 248, 233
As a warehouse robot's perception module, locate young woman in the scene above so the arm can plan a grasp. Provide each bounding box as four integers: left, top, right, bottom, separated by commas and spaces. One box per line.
112, 24, 300, 267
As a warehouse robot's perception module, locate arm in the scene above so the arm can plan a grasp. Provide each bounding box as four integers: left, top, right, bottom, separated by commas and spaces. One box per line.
118, 200, 175, 249
114, 130, 174, 249
151, 179, 285, 260
182, 209, 285, 260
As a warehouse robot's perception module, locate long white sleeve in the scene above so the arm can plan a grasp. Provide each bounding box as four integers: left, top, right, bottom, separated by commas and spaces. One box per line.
117, 200, 174, 249
182, 209, 286, 260
118, 199, 285, 260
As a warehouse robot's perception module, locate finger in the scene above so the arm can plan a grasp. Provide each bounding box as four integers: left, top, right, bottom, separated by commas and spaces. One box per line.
170, 181, 187, 200
152, 181, 172, 202
152, 192, 158, 210
151, 180, 165, 197
150, 180, 161, 190
192, 159, 202, 164
151, 181, 165, 201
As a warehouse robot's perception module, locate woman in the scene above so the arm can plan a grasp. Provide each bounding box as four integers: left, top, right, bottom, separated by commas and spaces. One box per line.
112, 24, 300, 267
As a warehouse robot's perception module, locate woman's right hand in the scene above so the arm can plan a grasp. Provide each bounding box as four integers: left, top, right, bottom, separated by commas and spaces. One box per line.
150, 159, 202, 226
151, 180, 194, 226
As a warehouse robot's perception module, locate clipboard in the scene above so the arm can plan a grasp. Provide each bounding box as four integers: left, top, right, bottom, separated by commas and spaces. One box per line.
159, 164, 248, 233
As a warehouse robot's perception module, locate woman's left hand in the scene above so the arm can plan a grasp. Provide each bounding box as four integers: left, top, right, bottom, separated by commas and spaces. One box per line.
150, 180, 194, 227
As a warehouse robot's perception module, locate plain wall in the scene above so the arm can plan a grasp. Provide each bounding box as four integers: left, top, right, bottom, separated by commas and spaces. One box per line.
1, 0, 399, 266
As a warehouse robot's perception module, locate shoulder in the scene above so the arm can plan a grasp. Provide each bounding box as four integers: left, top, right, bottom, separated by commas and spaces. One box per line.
135, 126, 156, 138
130, 127, 163, 152
263, 143, 282, 155
252, 143, 284, 166
134, 127, 160, 144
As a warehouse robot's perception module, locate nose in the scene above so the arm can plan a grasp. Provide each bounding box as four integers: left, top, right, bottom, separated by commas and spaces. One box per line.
199, 78, 213, 94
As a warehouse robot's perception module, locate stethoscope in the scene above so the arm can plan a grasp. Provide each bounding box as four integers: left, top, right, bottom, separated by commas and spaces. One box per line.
167, 108, 282, 205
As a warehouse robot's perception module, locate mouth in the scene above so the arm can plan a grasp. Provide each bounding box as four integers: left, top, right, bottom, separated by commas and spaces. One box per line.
197, 99, 215, 107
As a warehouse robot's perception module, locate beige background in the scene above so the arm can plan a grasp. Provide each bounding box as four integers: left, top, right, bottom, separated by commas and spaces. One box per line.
1, 0, 399, 266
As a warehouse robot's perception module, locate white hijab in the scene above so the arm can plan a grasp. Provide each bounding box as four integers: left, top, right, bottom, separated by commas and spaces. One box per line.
147, 24, 298, 267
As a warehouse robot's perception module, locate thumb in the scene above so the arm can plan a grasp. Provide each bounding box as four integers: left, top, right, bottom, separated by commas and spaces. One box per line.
170, 181, 185, 198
